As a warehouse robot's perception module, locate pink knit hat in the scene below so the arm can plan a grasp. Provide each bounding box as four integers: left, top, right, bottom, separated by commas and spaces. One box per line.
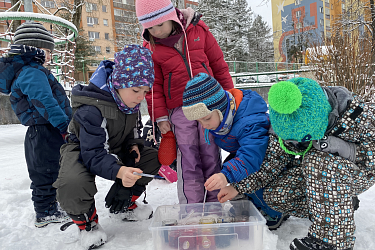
135, 0, 182, 29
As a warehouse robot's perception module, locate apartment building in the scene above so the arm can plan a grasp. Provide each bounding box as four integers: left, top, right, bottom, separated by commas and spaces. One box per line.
0, 0, 198, 81
270, 0, 371, 63
82, 0, 198, 81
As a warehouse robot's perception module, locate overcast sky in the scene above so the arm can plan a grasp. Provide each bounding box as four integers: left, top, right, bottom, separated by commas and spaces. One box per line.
247, 0, 273, 28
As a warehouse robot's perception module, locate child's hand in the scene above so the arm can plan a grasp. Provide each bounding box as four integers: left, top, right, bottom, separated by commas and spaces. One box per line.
158, 121, 171, 134
116, 166, 142, 187
217, 186, 239, 203
130, 145, 140, 163
204, 173, 228, 191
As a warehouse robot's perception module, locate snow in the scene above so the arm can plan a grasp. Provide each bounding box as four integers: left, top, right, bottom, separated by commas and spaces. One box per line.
1, 121, 375, 250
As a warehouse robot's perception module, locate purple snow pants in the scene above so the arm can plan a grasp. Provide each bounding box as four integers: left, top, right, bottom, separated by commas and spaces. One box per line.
170, 107, 222, 204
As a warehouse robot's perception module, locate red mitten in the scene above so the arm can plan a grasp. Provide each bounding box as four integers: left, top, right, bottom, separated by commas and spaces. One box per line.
158, 131, 177, 166
158, 131, 177, 183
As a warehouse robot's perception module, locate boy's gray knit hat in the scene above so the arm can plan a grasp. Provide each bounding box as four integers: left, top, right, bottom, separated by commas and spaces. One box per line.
14, 21, 55, 52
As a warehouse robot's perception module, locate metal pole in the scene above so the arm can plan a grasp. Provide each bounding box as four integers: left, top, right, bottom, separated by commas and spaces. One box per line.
83, 60, 86, 83
256, 62, 259, 83
24, 0, 33, 23
276, 63, 278, 81
24, 0, 33, 12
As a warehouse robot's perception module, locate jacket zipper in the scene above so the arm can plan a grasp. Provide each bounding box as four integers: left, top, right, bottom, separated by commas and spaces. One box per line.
168, 72, 172, 99
174, 48, 192, 79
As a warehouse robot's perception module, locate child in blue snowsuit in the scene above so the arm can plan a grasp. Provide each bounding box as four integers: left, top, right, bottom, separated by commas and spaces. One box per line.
0, 22, 72, 227
182, 73, 286, 230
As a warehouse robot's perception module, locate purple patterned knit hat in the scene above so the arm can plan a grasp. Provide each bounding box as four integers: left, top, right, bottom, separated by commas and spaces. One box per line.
107, 44, 154, 114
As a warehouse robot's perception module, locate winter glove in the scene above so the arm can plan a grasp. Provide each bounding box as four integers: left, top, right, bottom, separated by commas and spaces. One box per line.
105, 150, 139, 213
105, 178, 132, 214
312, 135, 357, 162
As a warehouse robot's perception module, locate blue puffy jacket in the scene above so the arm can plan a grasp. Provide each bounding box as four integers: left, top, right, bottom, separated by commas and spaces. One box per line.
0, 47, 72, 133
213, 89, 281, 218
216, 89, 270, 183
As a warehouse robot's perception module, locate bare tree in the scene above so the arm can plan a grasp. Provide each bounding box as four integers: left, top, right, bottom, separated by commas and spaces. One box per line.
307, 28, 374, 101
9, 0, 22, 31
333, 0, 375, 77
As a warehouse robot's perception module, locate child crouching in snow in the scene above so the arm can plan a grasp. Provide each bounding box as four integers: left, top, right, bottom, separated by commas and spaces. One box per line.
181, 73, 287, 230
53, 45, 161, 249
218, 77, 375, 250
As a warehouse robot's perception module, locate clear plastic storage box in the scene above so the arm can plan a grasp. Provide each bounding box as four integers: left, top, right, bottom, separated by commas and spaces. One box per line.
149, 200, 266, 250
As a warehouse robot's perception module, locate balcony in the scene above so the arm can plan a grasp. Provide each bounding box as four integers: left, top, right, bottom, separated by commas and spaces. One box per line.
113, 2, 135, 11
114, 15, 136, 23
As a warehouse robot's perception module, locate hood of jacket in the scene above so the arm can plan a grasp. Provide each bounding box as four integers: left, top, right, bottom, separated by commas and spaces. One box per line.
71, 60, 115, 105
0, 48, 44, 94
89, 60, 114, 93
142, 7, 201, 43
323, 86, 353, 133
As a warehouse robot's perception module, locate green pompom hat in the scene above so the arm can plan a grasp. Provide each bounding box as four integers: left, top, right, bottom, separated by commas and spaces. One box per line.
268, 77, 332, 142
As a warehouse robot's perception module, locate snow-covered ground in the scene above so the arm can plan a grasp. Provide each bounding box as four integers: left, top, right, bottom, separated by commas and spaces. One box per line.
1, 122, 375, 250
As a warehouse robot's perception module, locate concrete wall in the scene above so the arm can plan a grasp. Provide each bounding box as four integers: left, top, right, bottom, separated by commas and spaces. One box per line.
0, 94, 20, 125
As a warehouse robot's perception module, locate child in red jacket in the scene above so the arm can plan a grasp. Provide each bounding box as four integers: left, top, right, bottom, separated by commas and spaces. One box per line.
136, 0, 234, 204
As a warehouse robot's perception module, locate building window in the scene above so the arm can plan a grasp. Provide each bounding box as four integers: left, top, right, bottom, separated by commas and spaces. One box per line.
86, 3, 97, 12
102, 5, 107, 12
295, 0, 301, 5
41, 0, 55, 8
106, 47, 111, 53
320, 18, 324, 26
319, 7, 324, 13
105, 33, 109, 40
296, 11, 301, 17
296, 22, 302, 29
103, 19, 108, 26
87, 17, 99, 26
93, 46, 101, 53
114, 9, 122, 16
321, 31, 325, 38
88, 31, 100, 40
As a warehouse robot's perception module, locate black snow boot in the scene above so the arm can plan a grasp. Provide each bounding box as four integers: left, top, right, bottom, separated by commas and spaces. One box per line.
290, 234, 353, 250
